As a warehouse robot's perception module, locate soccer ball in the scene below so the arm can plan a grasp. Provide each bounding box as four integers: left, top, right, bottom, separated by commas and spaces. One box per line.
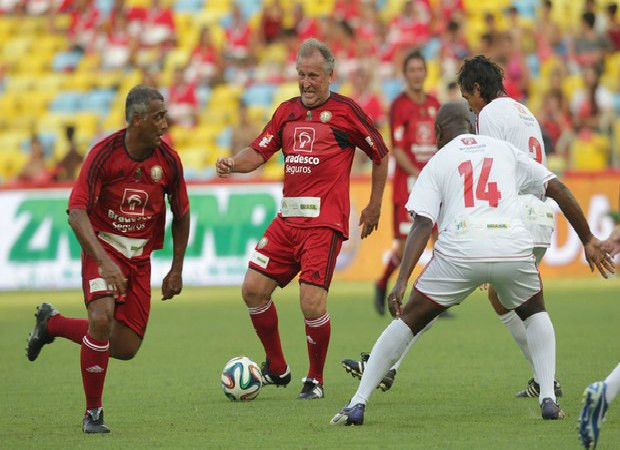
221, 356, 263, 401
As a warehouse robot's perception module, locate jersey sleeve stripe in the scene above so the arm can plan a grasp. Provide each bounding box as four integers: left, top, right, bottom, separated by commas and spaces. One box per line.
337, 95, 388, 158
86, 135, 118, 213
332, 95, 388, 158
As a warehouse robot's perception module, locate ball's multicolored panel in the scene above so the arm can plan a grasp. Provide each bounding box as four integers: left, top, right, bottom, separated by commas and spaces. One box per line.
221, 356, 263, 401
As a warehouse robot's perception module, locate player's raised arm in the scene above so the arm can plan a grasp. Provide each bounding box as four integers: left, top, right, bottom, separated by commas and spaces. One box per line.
545, 178, 615, 278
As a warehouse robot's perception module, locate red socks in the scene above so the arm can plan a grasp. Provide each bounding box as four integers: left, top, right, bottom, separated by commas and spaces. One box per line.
47, 314, 88, 345
377, 252, 401, 290
81, 334, 110, 410
248, 299, 287, 374
304, 312, 331, 384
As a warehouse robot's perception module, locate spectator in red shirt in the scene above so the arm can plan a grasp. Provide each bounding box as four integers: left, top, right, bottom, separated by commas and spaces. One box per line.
188, 26, 222, 86
225, 3, 253, 60
260, 0, 283, 45
607, 4, 620, 51
167, 67, 198, 128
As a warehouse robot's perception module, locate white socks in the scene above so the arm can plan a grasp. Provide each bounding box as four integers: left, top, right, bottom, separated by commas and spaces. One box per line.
523, 312, 556, 403
390, 316, 437, 371
349, 319, 413, 406
604, 362, 620, 404
500, 311, 535, 378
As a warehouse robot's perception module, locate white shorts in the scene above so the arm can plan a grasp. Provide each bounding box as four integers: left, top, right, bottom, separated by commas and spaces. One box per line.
518, 194, 555, 248
415, 252, 541, 310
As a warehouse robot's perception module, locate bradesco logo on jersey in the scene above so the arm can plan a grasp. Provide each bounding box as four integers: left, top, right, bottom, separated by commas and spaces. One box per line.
294, 127, 315, 152
120, 188, 149, 215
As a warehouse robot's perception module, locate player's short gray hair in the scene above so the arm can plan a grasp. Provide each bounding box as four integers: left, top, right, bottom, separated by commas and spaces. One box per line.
125, 85, 164, 122
296, 38, 335, 76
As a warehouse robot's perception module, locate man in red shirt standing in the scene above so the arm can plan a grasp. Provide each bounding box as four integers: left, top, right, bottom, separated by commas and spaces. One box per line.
375, 51, 440, 316
26, 86, 190, 433
216, 38, 389, 399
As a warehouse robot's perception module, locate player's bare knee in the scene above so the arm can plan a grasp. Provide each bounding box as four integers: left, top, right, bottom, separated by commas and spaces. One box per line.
241, 281, 270, 308
111, 350, 137, 361
88, 311, 113, 339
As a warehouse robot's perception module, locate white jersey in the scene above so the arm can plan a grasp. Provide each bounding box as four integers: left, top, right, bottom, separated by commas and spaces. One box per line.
477, 97, 546, 166
406, 134, 556, 261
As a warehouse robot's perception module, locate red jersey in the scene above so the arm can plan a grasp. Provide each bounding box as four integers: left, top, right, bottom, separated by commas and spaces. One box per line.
250, 92, 388, 239
68, 129, 189, 260
389, 92, 440, 204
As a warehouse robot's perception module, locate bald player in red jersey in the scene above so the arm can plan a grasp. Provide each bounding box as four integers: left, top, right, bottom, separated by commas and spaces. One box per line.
26, 86, 190, 433
374, 50, 440, 316
216, 38, 389, 400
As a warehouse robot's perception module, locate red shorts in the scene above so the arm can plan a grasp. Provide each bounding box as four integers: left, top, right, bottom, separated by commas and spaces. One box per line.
81, 249, 151, 339
393, 201, 413, 240
248, 216, 343, 290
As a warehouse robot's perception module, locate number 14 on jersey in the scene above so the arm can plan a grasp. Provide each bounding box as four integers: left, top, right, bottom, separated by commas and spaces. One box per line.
458, 158, 502, 208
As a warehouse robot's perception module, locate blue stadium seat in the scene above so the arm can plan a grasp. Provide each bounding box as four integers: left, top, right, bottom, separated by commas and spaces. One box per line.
526, 53, 540, 78
51, 51, 83, 72
512, 0, 537, 19
49, 91, 82, 113
422, 38, 441, 61
217, 127, 232, 149
236, 0, 263, 20
174, 0, 205, 13
95, 0, 115, 16
196, 85, 212, 108
242, 84, 276, 107
21, 133, 56, 158
381, 79, 404, 103
614, 93, 620, 115
81, 89, 116, 115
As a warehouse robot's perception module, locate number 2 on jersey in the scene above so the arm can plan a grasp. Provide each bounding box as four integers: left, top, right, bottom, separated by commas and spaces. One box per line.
458, 158, 502, 208
528, 136, 542, 164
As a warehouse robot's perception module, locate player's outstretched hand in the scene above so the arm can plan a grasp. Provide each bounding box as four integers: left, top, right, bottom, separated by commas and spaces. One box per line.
162, 269, 183, 300
359, 203, 381, 239
584, 236, 615, 279
388, 281, 407, 317
216, 157, 234, 178
99, 257, 127, 295
601, 225, 620, 256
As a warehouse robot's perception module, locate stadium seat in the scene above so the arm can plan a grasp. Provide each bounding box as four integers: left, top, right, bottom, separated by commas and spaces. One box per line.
49, 92, 83, 114
242, 84, 276, 108
382, 79, 404, 103
571, 133, 610, 170
81, 89, 116, 116
52, 51, 83, 73
174, 0, 205, 13
0, 148, 28, 181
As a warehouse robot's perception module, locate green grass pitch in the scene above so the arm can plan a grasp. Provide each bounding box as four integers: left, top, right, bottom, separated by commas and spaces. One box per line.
1, 280, 619, 449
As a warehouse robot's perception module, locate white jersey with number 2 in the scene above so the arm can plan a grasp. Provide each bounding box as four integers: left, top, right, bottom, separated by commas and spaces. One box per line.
406, 134, 556, 261
477, 97, 546, 166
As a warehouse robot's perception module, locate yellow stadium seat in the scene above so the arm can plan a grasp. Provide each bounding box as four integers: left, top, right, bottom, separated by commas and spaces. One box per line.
34, 74, 64, 93
0, 149, 29, 182
272, 82, 299, 107
571, 133, 610, 170
178, 147, 208, 169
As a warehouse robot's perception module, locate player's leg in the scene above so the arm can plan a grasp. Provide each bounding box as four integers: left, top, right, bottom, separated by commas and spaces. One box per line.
243, 218, 297, 387
331, 290, 446, 426
242, 268, 286, 384
26, 302, 89, 361
297, 228, 343, 399
81, 295, 115, 433
298, 282, 329, 399
498, 260, 563, 419
579, 362, 620, 449
374, 238, 405, 315
332, 254, 476, 426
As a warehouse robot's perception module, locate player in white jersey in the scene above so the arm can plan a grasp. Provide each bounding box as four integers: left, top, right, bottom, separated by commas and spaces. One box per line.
330, 103, 614, 427
457, 55, 559, 398
579, 222, 620, 450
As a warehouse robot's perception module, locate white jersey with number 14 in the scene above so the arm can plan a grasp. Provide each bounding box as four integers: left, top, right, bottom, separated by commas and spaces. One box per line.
406, 134, 556, 261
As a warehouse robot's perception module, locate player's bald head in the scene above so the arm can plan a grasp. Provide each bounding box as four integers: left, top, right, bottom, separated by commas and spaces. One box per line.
435, 102, 474, 149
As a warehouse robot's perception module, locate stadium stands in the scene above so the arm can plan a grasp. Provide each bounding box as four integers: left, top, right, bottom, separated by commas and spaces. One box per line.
0, 0, 617, 183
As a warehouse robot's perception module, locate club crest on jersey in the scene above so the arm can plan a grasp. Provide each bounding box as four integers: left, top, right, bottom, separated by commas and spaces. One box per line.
461, 137, 477, 145
257, 237, 268, 249
320, 111, 332, 122
294, 127, 315, 152
428, 106, 436, 117
150, 165, 163, 182
121, 188, 149, 215
514, 103, 528, 114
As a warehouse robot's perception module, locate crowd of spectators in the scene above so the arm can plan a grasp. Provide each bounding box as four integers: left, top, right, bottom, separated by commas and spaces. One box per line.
0, 0, 618, 183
